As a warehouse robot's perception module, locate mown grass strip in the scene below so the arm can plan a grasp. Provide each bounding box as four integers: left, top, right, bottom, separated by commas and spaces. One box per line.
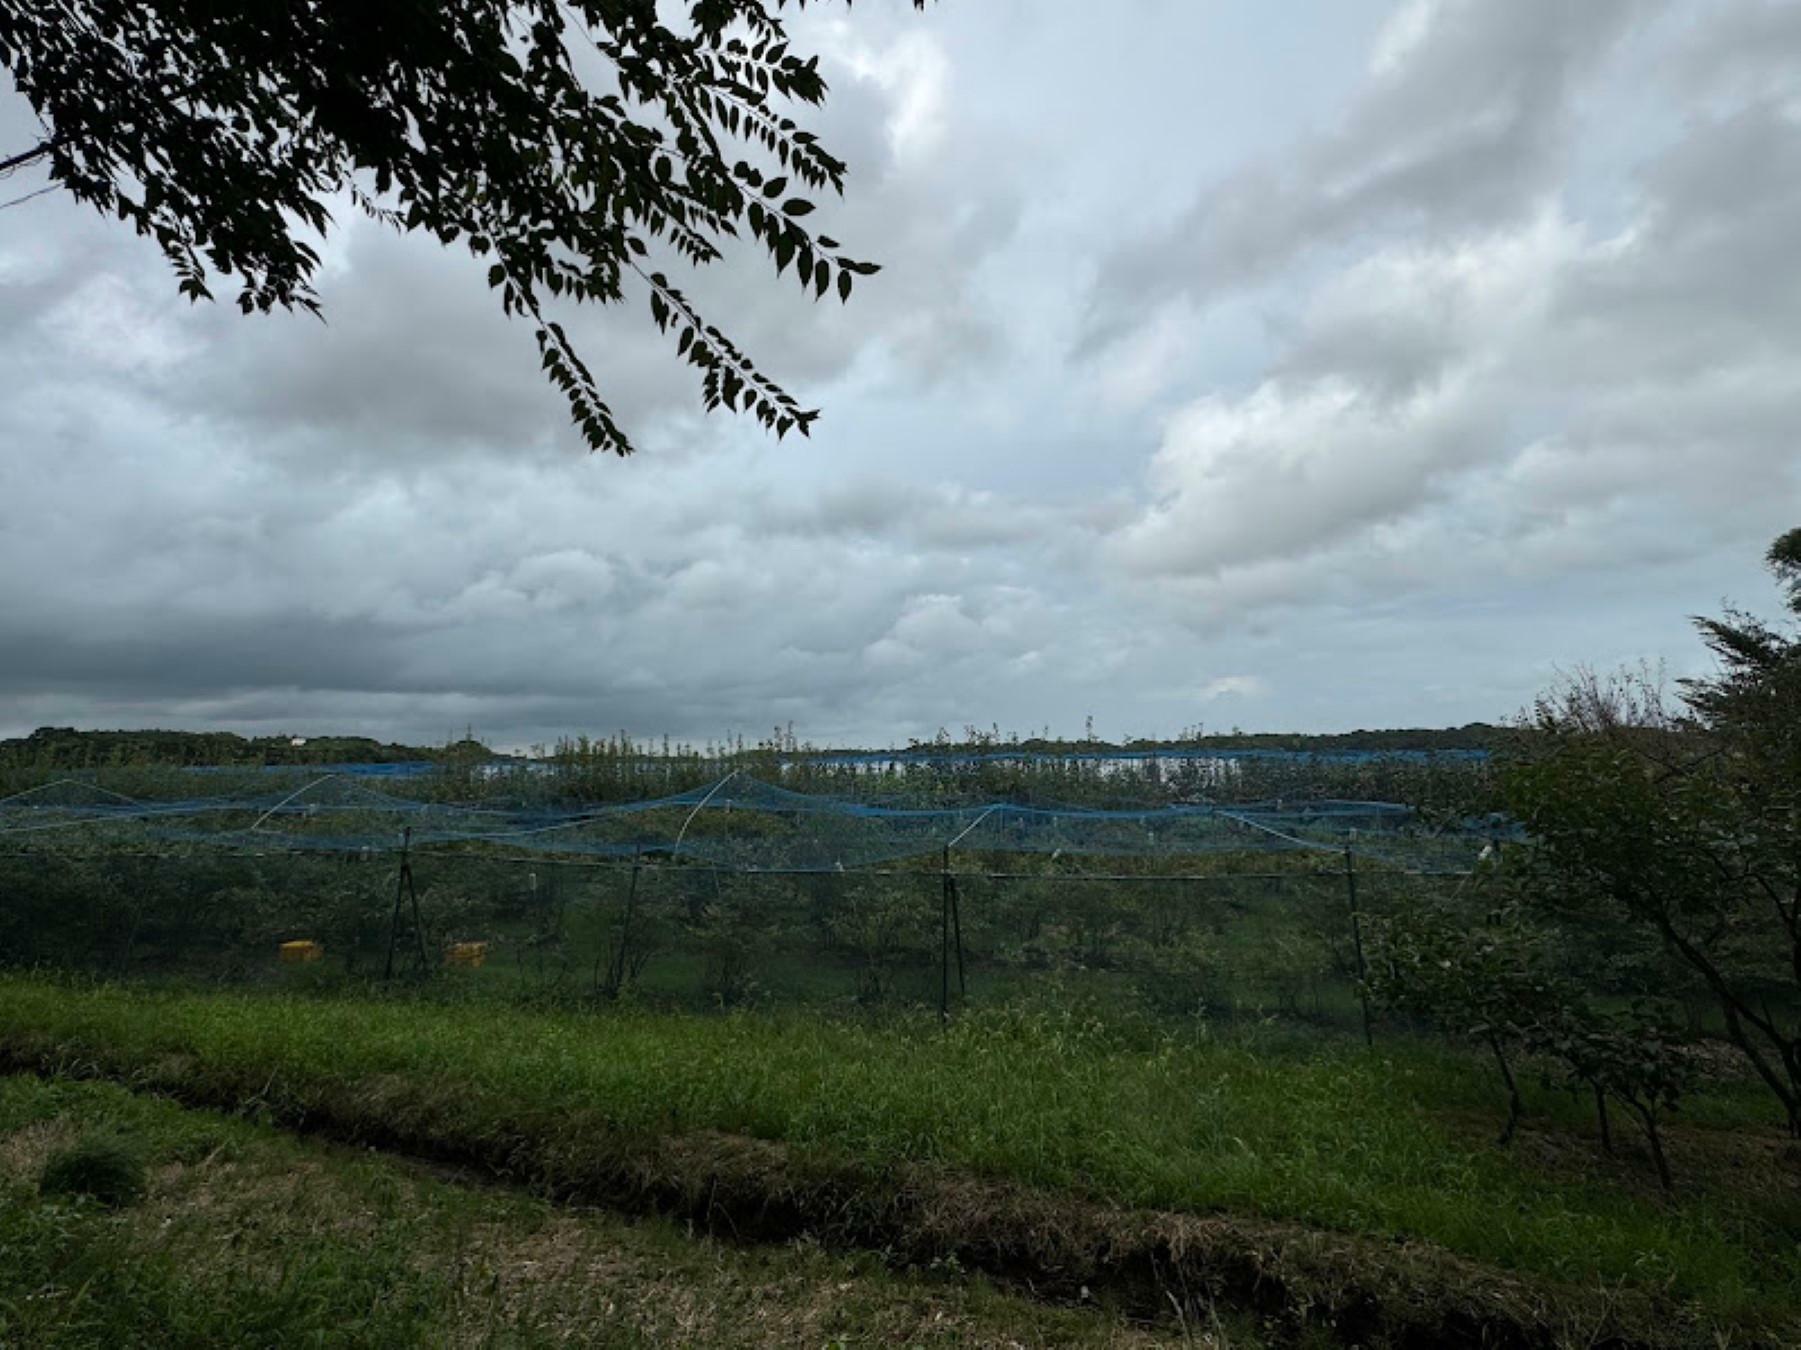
0, 1074, 1197, 1348
0, 974, 1793, 1346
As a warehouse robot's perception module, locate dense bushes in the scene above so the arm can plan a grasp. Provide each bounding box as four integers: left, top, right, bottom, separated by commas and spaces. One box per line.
1369, 529, 1801, 1173
1505, 532, 1801, 1136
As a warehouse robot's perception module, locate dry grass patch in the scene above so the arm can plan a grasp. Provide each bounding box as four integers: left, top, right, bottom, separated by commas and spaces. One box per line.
0, 1117, 80, 1179
0, 1072, 1211, 1348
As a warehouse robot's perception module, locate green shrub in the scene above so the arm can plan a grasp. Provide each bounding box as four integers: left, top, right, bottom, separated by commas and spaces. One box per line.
40, 1128, 149, 1207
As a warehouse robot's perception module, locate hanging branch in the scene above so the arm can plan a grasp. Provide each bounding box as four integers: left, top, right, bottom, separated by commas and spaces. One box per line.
0, 0, 921, 454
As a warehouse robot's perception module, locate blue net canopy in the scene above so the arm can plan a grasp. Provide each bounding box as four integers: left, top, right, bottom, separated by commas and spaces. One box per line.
0, 773, 1500, 873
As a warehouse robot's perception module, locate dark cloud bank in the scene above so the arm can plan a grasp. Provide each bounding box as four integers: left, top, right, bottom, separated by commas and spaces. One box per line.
1, 1, 1796, 749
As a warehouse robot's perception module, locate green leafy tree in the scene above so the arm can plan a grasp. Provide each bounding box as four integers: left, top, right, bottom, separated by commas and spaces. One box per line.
1369, 895, 1692, 1186
1533, 997, 1691, 1191
689, 875, 777, 1007
1367, 898, 1551, 1145
825, 876, 932, 1005
1505, 530, 1801, 1134
0, 1, 924, 456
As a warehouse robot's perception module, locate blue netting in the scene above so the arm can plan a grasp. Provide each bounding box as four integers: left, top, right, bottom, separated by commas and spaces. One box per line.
0, 772, 1500, 872
799, 747, 1489, 768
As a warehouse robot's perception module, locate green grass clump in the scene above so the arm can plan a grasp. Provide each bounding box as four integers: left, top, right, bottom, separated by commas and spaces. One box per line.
40, 1128, 148, 1208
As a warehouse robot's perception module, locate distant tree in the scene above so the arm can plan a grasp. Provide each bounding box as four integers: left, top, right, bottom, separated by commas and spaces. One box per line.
0, 1, 925, 456
1684, 528, 1801, 791
1504, 530, 1801, 1134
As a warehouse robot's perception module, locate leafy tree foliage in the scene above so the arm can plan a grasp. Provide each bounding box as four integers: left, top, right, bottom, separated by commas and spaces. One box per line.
1368, 892, 1692, 1187
1368, 897, 1546, 1145
0, 726, 436, 769
0, 1, 923, 455
1504, 531, 1801, 1135
1686, 529, 1801, 799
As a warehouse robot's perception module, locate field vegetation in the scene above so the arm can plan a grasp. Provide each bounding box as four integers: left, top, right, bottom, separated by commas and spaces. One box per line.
0, 530, 1795, 1345
1, 1073, 1196, 1347
0, 974, 1795, 1346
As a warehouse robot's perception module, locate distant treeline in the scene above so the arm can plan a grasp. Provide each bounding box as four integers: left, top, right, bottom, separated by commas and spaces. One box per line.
1125, 725, 1511, 754
867, 724, 1514, 757
2, 722, 1511, 773
0, 727, 482, 770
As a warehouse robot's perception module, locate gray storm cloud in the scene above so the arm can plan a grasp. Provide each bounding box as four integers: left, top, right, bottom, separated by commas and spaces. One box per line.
1, 1, 1797, 748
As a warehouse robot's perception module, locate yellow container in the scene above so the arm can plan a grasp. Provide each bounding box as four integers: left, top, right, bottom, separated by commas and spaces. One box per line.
279, 940, 323, 964
445, 941, 488, 969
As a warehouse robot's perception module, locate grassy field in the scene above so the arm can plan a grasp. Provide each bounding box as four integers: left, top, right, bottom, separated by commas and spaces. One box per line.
0, 1073, 1216, 1347
0, 974, 1795, 1346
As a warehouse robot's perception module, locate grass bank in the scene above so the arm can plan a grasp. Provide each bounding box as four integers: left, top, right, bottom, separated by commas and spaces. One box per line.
0, 974, 1794, 1345
0, 1074, 1198, 1347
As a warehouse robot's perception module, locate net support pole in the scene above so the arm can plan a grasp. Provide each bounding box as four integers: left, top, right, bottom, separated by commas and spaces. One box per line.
940, 845, 951, 1024
384, 826, 426, 979
950, 870, 967, 1000
607, 845, 642, 998
407, 844, 428, 974
937, 807, 994, 1022
1344, 841, 1373, 1047
385, 828, 406, 979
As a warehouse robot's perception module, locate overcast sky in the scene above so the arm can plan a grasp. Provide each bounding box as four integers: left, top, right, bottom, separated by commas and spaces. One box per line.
3, 0, 1798, 751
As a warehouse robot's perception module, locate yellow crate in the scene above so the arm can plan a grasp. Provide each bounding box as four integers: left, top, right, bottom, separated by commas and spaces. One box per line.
279, 940, 323, 964
445, 941, 488, 969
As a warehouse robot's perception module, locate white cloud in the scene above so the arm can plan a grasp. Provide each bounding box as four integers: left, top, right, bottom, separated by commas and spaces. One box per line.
1091, 302, 1201, 410
1114, 367, 1493, 580
1103, 105, 1801, 623
1370, 0, 1441, 78
1085, 0, 1649, 348
1199, 675, 1268, 702
38, 273, 197, 375
818, 25, 952, 165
